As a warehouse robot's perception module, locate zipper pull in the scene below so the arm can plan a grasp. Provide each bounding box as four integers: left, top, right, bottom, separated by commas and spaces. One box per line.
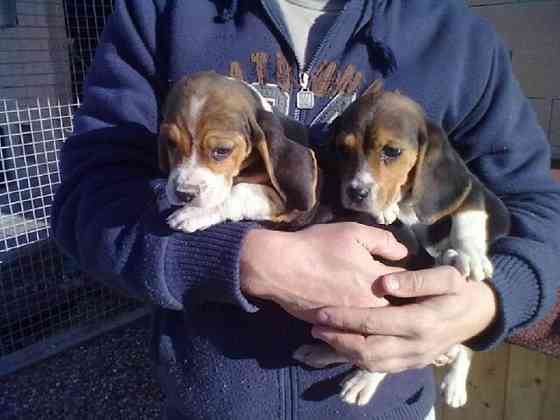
296, 72, 315, 110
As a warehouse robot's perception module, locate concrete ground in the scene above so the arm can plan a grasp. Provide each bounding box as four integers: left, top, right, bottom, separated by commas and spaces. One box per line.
0, 316, 163, 419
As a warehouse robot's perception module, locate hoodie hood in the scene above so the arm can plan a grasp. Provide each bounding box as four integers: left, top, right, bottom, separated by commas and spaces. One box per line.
216, 0, 396, 76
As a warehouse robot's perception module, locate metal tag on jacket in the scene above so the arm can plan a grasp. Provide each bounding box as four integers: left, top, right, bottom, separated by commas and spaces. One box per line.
296, 72, 314, 109
297, 89, 315, 109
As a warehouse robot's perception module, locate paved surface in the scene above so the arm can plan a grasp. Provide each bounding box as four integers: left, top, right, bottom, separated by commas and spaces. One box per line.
0, 317, 163, 419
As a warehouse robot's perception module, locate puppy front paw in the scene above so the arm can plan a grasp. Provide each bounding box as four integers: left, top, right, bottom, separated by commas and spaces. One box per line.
440, 248, 493, 282
433, 345, 461, 367
378, 203, 399, 225
167, 206, 219, 233
340, 370, 385, 406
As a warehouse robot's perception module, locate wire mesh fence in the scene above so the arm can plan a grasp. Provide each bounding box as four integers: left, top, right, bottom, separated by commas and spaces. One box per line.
0, 98, 148, 376
1, 0, 150, 378
0, 98, 149, 376
64, 0, 115, 99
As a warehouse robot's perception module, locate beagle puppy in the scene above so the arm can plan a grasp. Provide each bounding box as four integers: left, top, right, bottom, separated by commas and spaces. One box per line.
294, 82, 510, 408
159, 71, 319, 232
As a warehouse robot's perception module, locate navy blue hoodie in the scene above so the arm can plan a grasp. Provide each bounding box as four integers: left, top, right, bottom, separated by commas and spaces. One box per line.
51, 1, 560, 419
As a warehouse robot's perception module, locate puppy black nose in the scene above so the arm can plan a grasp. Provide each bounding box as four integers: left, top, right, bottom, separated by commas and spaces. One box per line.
347, 186, 370, 202
175, 190, 197, 204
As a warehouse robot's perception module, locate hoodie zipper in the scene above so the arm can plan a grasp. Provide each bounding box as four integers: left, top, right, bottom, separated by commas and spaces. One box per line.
257, 4, 358, 420
260, 0, 347, 124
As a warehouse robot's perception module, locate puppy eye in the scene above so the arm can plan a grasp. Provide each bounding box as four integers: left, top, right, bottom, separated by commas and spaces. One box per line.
381, 145, 402, 160
211, 147, 233, 161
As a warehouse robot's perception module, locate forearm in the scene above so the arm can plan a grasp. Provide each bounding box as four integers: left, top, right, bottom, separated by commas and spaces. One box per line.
52, 157, 259, 311
452, 37, 560, 350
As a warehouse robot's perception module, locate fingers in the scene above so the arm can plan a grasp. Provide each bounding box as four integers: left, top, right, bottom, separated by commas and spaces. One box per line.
312, 306, 418, 336
310, 327, 429, 373
380, 266, 464, 298
351, 224, 408, 261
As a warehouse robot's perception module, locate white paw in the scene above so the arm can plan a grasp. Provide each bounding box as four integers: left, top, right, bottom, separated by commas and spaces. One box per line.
340, 370, 385, 406
440, 248, 493, 282
379, 203, 400, 225
292, 344, 345, 368
433, 354, 453, 367
167, 206, 219, 233
440, 373, 468, 408
433, 345, 461, 367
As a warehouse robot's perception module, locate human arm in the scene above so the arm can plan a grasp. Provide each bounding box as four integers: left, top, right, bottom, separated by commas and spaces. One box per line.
51, 0, 260, 311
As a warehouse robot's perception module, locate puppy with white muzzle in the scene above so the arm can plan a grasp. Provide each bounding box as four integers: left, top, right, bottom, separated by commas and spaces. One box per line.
293, 81, 510, 408
159, 71, 320, 233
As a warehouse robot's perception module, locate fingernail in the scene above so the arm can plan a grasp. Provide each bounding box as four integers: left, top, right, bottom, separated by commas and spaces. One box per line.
317, 309, 331, 324
385, 275, 399, 291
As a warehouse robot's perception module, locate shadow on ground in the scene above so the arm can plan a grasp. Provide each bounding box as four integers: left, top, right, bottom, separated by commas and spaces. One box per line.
0, 316, 163, 419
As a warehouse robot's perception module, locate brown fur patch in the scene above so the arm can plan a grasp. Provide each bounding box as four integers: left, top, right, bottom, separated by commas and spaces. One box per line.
343, 134, 359, 149
161, 72, 260, 177
200, 132, 248, 177
160, 123, 192, 167
365, 125, 418, 209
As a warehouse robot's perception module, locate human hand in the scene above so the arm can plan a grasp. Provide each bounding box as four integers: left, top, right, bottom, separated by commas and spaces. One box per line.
239, 223, 408, 323
308, 266, 498, 373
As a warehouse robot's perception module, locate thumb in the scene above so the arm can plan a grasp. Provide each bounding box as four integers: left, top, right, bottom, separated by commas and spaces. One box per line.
380, 266, 464, 298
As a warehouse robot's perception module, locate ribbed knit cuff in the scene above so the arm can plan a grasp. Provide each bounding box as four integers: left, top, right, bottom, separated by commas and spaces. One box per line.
163, 222, 260, 313
467, 254, 540, 351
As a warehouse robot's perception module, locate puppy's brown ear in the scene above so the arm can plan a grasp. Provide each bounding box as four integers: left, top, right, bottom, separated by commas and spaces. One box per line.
410, 121, 472, 224
158, 123, 172, 173
250, 109, 318, 212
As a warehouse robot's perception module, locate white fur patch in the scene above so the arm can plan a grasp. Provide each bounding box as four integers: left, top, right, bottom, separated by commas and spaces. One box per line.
167, 183, 285, 233
441, 345, 473, 408
446, 209, 492, 281
352, 165, 375, 187
166, 151, 230, 209
340, 370, 387, 406
397, 206, 419, 226
342, 166, 376, 211
188, 95, 207, 136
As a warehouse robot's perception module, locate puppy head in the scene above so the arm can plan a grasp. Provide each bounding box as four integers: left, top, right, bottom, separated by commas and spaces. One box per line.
159, 71, 318, 215
158, 72, 260, 208
334, 83, 423, 222
335, 83, 471, 224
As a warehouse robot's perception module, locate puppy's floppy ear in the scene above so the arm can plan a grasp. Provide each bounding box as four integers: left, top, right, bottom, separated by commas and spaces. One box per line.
158, 123, 171, 173
249, 109, 318, 212
410, 121, 472, 224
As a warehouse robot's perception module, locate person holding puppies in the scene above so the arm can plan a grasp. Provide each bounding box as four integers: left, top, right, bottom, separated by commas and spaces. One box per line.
52, 1, 560, 419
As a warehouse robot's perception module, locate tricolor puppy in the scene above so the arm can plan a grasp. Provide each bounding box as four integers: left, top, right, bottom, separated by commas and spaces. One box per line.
159, 71, 319, 232
294, 82, 510, 408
